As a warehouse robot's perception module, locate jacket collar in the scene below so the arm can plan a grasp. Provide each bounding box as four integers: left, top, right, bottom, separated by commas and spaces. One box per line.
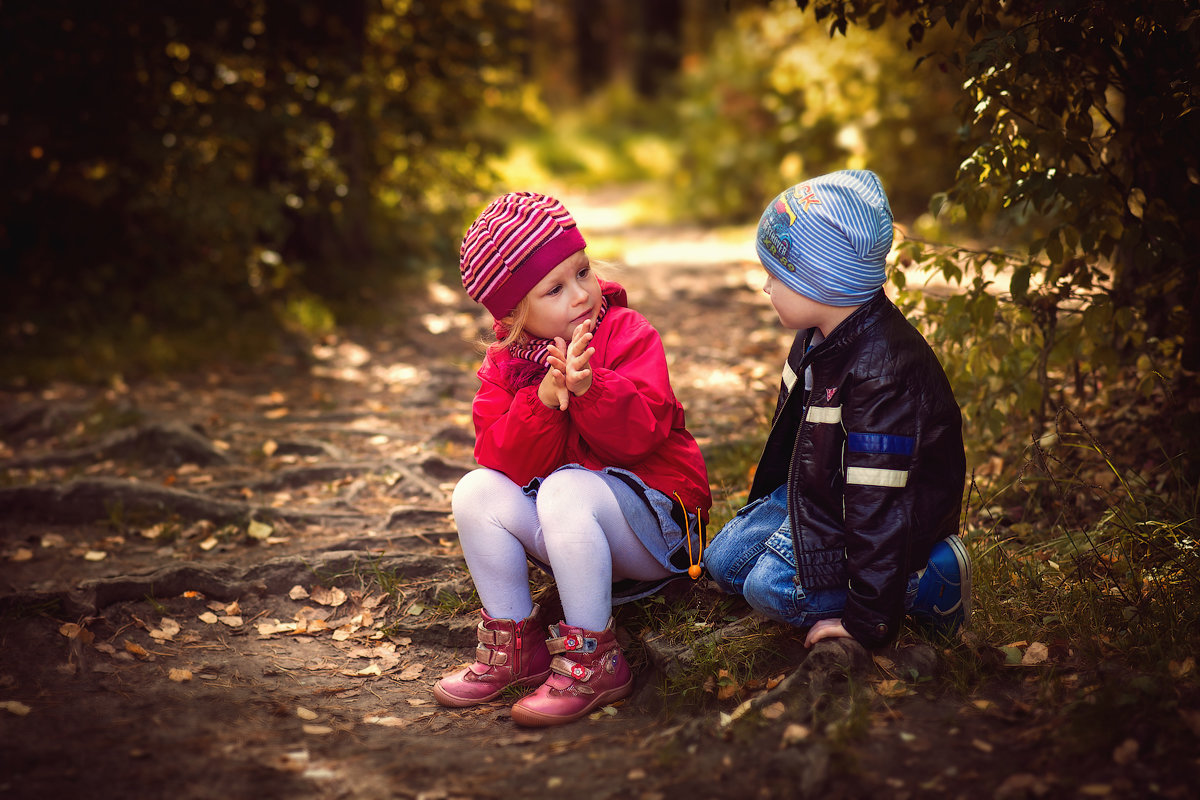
801, 289, 889, 366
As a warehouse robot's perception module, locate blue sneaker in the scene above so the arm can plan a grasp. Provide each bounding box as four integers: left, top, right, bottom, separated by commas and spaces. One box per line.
911, 534, 971, 635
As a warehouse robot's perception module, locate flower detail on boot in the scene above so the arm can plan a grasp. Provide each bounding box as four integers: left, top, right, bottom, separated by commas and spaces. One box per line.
432, 604, 552, 708
509, 618, 633, 727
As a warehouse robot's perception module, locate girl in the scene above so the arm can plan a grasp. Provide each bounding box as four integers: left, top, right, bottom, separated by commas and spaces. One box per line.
434, 191, 711, 726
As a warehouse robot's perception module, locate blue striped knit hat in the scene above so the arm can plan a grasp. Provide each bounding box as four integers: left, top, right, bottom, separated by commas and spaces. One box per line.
756, 170, 894, 307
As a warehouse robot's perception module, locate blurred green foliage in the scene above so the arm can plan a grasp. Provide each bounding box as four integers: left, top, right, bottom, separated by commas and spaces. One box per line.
1, 0, 530, 382
669, 1, 961, 223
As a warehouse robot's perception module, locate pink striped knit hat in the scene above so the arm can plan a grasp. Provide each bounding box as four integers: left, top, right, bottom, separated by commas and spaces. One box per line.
459, 192, 587, 319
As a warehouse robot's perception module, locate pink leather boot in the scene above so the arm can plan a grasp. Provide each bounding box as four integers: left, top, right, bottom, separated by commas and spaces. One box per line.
509, 618, 633, 727
432, 604, 552, 707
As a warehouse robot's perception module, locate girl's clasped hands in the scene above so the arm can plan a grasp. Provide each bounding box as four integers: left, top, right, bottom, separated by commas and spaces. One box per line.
538, 320, 595, 411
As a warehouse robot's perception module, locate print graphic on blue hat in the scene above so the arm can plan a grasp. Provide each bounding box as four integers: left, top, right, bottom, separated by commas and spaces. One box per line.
755, 170, 894, 308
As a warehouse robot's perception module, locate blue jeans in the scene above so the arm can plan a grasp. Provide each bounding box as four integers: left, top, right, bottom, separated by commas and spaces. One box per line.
705, 484, 917, 628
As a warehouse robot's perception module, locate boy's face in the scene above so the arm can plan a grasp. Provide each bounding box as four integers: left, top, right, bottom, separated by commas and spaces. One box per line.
513, 250, 601, 342
762, 271, 826, 331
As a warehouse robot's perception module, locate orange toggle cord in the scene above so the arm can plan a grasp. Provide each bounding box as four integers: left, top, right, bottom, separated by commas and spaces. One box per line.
673, 492, 704, 580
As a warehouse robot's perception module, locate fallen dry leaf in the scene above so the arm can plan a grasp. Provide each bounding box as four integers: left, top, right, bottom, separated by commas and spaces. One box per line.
397, 663, 426, 681
10, 547, 33, 562
247, 520, 273, 540
310, 586, 347, 607
760, 702, 786, 720
1169, 657, 1195, 680
84, 550, 108, 561
1112, 738, 1138, 765
257, 620, 297, 637
198, 612, 219, 624
1, 700, 32, 716
124, 641, 150, 660
218, 615, 243, 628
716, 668, 739, 701
1021, 641, 1050, 665
296, 707, 319, 721
356, 664, 382, 677
149, 618, 181, 641
874, 679, 911, 698
364, 715, 408, 727
781, 723, 810, 746
289, 585, 310, 600
302, 724, 333, 735
59, 623, 95, 645
972, 738, 994, 753
168, 668, 193, 682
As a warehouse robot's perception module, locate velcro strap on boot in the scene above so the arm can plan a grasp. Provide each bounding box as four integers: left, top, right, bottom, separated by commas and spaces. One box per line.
475, 643, 509, 666
548, 632, 597, 655
550, 655, 595, 685
476, 624, 512, 647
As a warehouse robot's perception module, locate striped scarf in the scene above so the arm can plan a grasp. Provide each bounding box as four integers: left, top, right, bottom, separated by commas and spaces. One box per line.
502, 296, 610, 367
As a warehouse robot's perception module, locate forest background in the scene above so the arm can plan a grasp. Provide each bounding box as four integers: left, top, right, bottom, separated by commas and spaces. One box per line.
2, 0, 1199, 759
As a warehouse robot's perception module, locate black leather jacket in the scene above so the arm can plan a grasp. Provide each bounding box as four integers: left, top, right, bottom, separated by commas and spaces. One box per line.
747, 290, 965, 649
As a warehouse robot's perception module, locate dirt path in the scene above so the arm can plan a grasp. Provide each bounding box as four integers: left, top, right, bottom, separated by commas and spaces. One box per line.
1, 189, 1194, 799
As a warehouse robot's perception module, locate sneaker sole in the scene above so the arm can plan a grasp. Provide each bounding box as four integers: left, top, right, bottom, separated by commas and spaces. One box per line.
944, 533, 971, 627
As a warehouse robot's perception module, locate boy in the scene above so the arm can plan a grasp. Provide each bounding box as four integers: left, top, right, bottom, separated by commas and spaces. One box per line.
704, 170, 969, 650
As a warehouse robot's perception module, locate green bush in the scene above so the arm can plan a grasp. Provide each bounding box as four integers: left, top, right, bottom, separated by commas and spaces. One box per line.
668, 0, 960, 224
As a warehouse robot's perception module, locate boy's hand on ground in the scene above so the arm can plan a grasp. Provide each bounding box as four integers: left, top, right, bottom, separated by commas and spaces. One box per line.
804, 618, 851, 647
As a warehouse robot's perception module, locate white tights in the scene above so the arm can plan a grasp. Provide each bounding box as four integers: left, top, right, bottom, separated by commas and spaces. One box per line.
451, 468, 671, 631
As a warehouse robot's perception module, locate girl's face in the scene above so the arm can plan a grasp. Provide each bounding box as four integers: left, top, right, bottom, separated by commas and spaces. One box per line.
511, 250, 601, 341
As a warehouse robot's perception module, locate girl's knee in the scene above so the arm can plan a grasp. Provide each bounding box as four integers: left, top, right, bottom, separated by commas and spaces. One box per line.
534, 470, 600, 518
452, 468, 510, 515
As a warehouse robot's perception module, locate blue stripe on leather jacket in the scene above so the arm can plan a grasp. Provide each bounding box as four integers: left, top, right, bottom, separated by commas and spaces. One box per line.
747, 289, 966, 649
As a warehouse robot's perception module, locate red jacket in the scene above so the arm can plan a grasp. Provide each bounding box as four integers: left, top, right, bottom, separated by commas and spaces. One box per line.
471, 281, 711, 523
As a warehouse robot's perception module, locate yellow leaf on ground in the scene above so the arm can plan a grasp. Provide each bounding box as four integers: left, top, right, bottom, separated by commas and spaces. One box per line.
168, 669, 193, 682
357, 664, 382, 677
198, 612, 219, 624
296, 707, 319, 720
302, 724, 333, 735
289, 585, 310, 600
972, 738, 994, 753
1, 700, 32, 716
84, 550, 108, 561
247, 520, 273, 540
